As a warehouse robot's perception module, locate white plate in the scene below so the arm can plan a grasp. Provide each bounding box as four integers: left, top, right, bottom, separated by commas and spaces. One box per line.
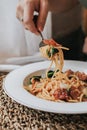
0, 64, 20, 72
3, 60, 87, 114
6, 52, 46, 65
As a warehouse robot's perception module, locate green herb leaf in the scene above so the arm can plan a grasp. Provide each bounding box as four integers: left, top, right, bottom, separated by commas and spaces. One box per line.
51, 47, 58, 56
46, 49, 51, 58
47, 70, 54, 78
28, 78, 32, 85
33, 76, 41, 81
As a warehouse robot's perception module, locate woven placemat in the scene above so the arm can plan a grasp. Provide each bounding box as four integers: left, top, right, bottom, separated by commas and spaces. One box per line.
0, 72, 87, 130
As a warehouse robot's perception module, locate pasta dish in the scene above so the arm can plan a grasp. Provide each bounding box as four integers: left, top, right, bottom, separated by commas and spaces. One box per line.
23, 39, 87, 102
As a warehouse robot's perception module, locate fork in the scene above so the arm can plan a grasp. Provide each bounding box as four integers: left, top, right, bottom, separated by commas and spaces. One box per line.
33, 15, 45, 47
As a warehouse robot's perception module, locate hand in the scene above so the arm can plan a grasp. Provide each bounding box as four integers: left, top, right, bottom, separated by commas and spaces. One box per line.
16, 0, 78, 34
16, 0, 49, 34
83, 37, 87, 54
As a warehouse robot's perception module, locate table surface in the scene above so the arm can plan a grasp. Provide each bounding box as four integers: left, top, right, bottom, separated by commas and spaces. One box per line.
0, 72, 87, 130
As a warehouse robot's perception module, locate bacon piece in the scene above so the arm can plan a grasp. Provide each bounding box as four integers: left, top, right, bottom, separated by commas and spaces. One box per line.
53, 88, 69, 101
69, 86, 81, 100
75, 71, 87, 81
43, 39, 61, 47
65, 69, 74, 77
78, 85, 85, 91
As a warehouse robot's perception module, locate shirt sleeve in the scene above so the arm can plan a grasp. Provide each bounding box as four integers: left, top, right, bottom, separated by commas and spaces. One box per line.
79, 0, 87, 8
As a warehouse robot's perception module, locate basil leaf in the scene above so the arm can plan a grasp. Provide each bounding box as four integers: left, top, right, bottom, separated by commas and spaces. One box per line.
51, 47, 58, 56
46, 49, 51, 58
47, 70, 54, 78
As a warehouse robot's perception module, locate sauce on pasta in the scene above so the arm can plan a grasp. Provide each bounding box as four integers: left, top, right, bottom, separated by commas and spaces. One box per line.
23, 39, 87, 102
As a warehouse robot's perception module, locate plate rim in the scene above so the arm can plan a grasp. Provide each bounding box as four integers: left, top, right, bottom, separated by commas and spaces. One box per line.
3, 60, 87, 114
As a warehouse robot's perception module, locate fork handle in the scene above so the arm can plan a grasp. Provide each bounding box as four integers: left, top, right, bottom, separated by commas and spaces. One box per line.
33, 15, 44, 40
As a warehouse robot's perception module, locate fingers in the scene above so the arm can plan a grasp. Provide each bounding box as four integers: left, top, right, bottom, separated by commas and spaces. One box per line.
23, 0, 39, 34
16, 0, 49, 34
37, 0, 48, 32
16, 1, 24, 22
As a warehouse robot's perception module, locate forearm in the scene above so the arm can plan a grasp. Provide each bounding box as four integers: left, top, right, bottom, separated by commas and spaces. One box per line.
48, 0, 79, 13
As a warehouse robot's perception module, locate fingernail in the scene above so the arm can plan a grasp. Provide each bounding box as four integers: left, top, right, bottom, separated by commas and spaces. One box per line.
38, 26, 43, 32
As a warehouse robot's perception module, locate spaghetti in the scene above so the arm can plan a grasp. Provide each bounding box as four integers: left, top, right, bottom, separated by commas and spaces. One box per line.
23, 39, 87, 102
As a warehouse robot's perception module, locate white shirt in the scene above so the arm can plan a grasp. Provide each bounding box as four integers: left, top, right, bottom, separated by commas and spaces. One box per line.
0, 0, 52, 65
